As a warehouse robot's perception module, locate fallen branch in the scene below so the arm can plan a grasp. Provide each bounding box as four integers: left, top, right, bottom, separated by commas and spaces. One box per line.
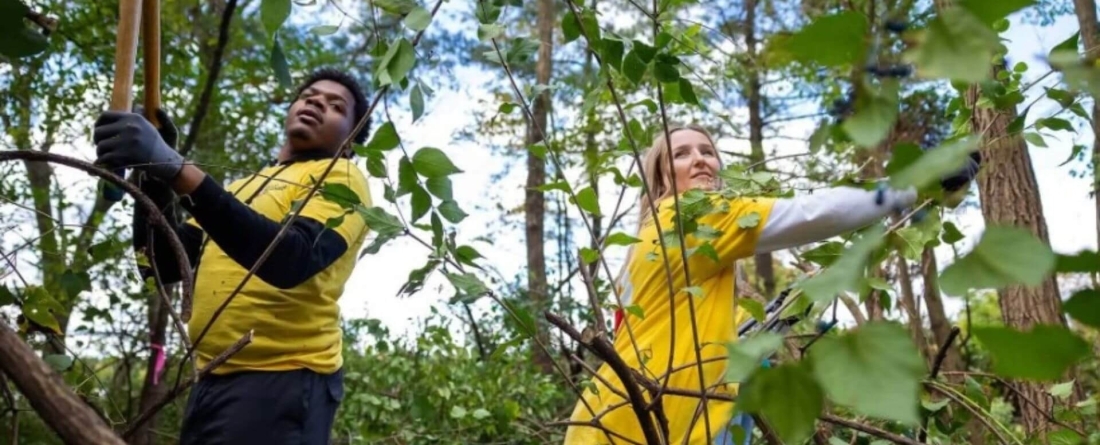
0, 150, 193, 320
122, 330, 253, 439
821, 414, 924, 445
0, 320, 124, 445
545, 312, 663, 445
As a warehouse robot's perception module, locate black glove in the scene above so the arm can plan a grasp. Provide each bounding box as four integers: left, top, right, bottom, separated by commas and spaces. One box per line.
93, 108, 185, 182
940, 151, 981, 192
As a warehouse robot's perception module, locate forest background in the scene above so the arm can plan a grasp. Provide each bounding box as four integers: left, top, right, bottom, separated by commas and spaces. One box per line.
1, 0, 1099, 443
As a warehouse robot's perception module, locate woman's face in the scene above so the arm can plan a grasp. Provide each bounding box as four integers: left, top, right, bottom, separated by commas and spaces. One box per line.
668, 129, 720, 193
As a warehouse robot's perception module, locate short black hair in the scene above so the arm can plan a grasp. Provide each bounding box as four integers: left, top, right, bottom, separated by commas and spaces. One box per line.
294, 67, 371, 144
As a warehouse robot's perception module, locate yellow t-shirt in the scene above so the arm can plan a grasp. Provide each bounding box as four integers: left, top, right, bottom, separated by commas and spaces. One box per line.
186, 158, 371, 375
564, 193, 775, 444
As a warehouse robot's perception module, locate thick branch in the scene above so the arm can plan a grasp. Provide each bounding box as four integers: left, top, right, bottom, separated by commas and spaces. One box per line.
821, 414, 925, 445
0, 321, 124, 445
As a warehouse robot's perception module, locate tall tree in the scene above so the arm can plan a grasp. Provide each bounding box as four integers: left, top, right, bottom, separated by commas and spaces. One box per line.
1069, 0, 1100, 250
931, 0, 1072, 434
742, 0, 778, 297
526, 0, 555, 373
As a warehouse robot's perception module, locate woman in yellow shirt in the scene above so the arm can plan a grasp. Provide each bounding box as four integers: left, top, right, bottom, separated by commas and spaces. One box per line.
563, 125, 978, 444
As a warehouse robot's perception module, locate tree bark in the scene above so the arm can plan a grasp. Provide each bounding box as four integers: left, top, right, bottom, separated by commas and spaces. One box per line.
129, 290, 171, 445
964, 61, 1070, 434
742, 0, 777, 297
920, 248, 963, 380
0, 321, 124, 445
1071, 0, 1100, 252
896, 256, 929, 363
526, 0, 554, 373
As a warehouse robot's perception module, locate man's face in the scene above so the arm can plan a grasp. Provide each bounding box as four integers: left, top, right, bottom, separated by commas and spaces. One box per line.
285, 79, 356, 153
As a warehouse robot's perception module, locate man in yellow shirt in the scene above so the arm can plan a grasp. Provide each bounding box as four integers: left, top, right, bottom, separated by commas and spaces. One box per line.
92, 68, 373, 444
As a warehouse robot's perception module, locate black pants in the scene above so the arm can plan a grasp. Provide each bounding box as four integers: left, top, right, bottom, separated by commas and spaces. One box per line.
180, 368, 344, 445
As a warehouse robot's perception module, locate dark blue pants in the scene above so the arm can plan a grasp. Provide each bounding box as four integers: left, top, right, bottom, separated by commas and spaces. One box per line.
180, 368, 344, 445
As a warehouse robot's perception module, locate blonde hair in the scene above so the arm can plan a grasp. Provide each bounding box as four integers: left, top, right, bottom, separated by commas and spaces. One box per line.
636, 124, 720, 227
614, 124, 720, 290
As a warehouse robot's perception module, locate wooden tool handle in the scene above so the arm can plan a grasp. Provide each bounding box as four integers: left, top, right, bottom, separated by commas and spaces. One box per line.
142, 0, 161, 127
110, 0, 143, 112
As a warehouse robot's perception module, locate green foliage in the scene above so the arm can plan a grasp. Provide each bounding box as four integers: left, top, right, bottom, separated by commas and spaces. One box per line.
903, 8, 1000, 83
799, 225, 886, 302
740, 362, 824, 444
973, 325, 1090, 380
939, 225, 1056, 296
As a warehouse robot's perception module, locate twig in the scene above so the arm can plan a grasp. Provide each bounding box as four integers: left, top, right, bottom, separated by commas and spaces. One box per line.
545, 312, 663, 445
821, 414, 925, 445
940, 371, 1087, 437
924, 382, 1014, 445
122, 330, 253, 439
929, 326, 960, 380
179, 0, 238, 157
577, 251, 608, 332
0, 151, 193, 317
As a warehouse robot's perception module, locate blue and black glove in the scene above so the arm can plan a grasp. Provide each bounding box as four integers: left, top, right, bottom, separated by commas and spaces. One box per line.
941, 151, 981, 193
94, 108, 184, 199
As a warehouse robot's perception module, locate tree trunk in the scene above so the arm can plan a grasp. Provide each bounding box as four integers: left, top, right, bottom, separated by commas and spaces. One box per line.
920, 248, 963, 380
742, 0, 777, 297
1071, 0, 1100, 252
965, 64, 1070, 435
526, 0, 554, 374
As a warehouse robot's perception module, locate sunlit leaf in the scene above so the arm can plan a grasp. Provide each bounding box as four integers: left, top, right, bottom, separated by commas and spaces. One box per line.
438, 200, 467, 223
780, 11, 867, 68
320, 183, 361, 209
958, 0, 1036, 27
738, 298, 765, 323
810, 322, 925, 424
425, 176, 452, 201
605, 232, 641, 246
366, 121, 401, 151
939, 225, 1055, 296
973, 325, 1090, 380
736, 212, 761, 229
800, 225, 886, 302
412, 147, 462, 177
580, 247, 600, 264
843, 80, 899, 148
357, 206, 404, 236
574, 186, 601, 216
411, 84, 425, 122
890, 137, 980, 190
404, 6, 432, 31
261, 0, 291, 36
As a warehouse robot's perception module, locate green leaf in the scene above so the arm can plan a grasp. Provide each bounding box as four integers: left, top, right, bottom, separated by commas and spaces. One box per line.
843, 81, 899, 148
1024, 132, 1047, 147
374, 0, 419, 16
362, 148, 388, 178
942, 221, 965, 244
810, 322, 926, 424
580, 247, 600, 264
601, 37, 625, 71
677, 78, 699, 105
973, 325, 1090, 380
939, 225, 1055, 296
903, 8, 999, 83
445, 272, 489, 303
0, 285, 15, 307
22, 287, 64, 334
403, 6, 432, 31
1048, 429, 1084, 445
454, 245, 482, 267
885, 143, 923, 177
59, 269, 91, 300
1051, 32, 1080, 58
478, 23, 504, 41
574, 186, 601, 216
783, 11, 867, 67
689, 242, 720, 263
738, 298, 765, 323
1050, 380, 1075, 399
425, 176, 452, 201
724, 332, 782, 383
472, 408, 491, 420
605, 232, 641, 246
261, 0, 291, 36
270, 38, 292, 89
310, 24, 339, 35
683, 286, 703, 297
736, 212, 761, 228
381, 38, 417, 87
802, 241, 844, 267
366, 121, 401, 151
740, 363, 824, 444
320, 183, 361, 210
537, 180, 571, 193
43, 354, 73, 372
1037, 117, 1074, 132
890, 137, 980, 190
1045, 87, 1076, 107
654, 59, 680, 82
412, 147, 462, 178
622, 50, 647, 84
410, 84, 425, 122
357, 206, 404, 236
438, 200, 467, 223
410, 185, 431, 223
562, 11, 581, 43
959, 0, 1036, 27
1055, 250, 1100, 272
800, 225, 886, 302
1063, 289, 1100, 328
324, 214, 345, 230
625, 304, 645, 320
397, 156, 417, 197
450, 406, 467, 419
